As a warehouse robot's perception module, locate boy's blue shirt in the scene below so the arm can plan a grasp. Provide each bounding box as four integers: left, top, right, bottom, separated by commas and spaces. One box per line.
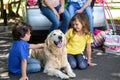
8, 39, 30, 74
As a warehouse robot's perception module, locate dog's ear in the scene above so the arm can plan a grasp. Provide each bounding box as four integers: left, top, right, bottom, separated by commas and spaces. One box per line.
45, 30, 55, 46
45, 33, 51, 47
45, 38, 49, 47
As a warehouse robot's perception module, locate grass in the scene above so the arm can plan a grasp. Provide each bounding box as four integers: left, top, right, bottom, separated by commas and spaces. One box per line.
108, 19, 120, 25
106, 6, 120, 25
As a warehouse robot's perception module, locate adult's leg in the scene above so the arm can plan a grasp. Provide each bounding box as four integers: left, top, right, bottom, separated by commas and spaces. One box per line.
84, 6, 94, 35
27, 58, 41, 73
60, 8, 70, 33
54, 5, 70, 33
41, 6, 60, 33
67, 54, 77, 69
67, 3, 75, 18
67, 2, 80, 18
76, 54, 88, 70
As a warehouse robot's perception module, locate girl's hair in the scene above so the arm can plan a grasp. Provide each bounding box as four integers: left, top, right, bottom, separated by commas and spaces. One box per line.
12, 22, 32, 40
70, 13, 90, 35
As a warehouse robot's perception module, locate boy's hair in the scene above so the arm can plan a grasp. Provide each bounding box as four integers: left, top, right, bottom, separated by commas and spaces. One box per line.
12, 22, 32, 40
70, 13, 90, 35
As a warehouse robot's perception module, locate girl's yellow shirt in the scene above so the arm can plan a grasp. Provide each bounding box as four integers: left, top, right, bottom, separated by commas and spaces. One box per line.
65, 28, 93, 55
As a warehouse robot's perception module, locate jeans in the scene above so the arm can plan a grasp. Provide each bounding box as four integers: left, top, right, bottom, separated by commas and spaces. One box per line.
27, 58, 41, 73
41, 5, 70, 33
67, 2, 94, 35
67, 54, 88, 70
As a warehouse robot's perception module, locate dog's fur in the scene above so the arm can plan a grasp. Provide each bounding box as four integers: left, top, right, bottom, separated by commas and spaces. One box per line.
30, 30, 76, 79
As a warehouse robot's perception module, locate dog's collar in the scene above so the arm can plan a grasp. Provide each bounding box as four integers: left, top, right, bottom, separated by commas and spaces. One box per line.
47, 47, 59, 57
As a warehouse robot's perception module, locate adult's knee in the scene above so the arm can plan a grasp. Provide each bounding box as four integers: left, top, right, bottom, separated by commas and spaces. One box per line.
52, 20, 60, 28
64, 14, 71, 24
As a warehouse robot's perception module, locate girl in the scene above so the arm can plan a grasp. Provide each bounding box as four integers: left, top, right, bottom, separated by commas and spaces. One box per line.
65, 13, 96, 70
8, 22, 44, 80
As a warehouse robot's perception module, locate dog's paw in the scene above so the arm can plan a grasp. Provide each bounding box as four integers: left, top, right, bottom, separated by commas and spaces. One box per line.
68, 72, 76, 78
59, 73, 69, 79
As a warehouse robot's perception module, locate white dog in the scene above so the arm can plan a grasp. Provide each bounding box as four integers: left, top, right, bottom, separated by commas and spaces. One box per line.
30, 29, 76, 79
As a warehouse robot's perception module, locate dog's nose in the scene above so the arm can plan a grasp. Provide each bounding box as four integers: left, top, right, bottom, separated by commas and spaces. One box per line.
58, 36, 62, 40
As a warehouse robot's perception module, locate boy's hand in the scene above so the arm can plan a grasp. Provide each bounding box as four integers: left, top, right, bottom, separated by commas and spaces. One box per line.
19, 76, 29, 80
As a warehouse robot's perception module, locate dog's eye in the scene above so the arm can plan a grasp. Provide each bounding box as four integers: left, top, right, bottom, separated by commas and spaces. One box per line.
53, 33, 56, 36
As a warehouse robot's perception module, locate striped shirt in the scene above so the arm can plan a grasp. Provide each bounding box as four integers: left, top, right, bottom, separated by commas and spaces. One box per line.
68, 0, 86, 7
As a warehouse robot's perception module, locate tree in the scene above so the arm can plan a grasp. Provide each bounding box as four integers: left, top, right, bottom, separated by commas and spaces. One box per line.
0, 0, 4, 18
8, 0, 22, 17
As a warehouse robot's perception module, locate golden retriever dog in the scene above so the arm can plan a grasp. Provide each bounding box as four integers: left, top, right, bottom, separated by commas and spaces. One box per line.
30, 29, 76, 79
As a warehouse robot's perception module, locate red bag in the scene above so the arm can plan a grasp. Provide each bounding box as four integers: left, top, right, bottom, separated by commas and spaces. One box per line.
27, 0, 37, 6
94, 29, 102, 36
